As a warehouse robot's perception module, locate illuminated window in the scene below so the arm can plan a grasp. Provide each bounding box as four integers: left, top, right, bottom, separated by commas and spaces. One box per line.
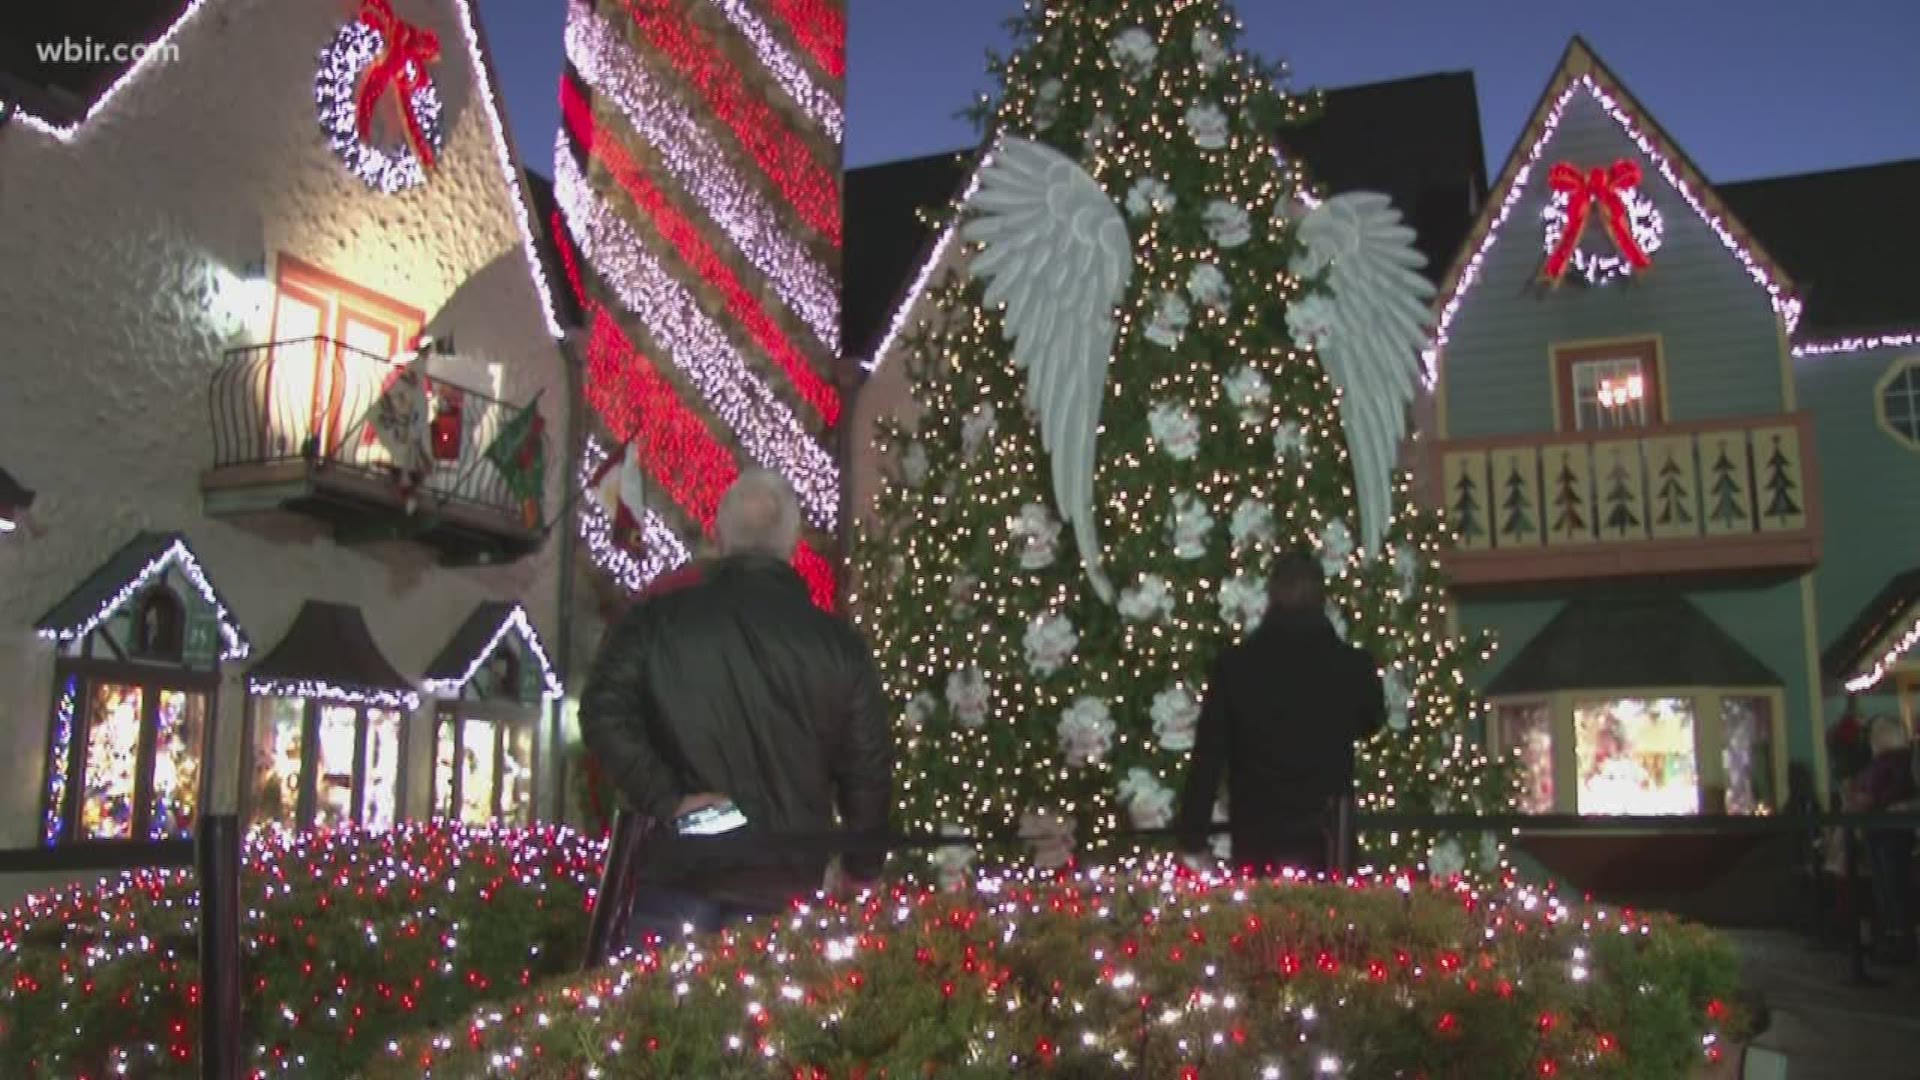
431, 712, 537, 826
1556, 340, 1662, 432
1877, 359, 1920, 449
245, 697, 406, 831
1497, 701, 1556, 813
1720, 696, 1777, 815
1572, 696, 1699, 815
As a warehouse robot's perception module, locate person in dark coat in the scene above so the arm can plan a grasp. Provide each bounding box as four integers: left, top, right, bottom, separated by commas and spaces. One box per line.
1859, 716, 1916, 964
1176, 551, 1385, 875
579, 470, 893, 943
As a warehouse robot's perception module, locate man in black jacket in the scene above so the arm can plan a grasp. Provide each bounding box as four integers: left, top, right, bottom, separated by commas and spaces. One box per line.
1176, 551, 1385, 875
579, 470, 893, 941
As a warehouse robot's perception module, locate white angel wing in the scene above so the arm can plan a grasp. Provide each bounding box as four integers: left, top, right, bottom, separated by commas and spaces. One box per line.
1289, 191, 1436, 555
960, 137, 1132, 602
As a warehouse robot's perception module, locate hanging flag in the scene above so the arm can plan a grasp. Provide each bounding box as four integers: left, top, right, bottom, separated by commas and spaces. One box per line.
366, 364, 434, 506
591, 438, 647, 553
484, 394, 547, 528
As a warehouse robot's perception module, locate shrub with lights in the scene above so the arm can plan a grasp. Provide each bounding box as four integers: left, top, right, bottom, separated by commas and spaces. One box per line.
0, 822, 601, 1078
375, 866, 1748, 1079
851, 0, 1514, 879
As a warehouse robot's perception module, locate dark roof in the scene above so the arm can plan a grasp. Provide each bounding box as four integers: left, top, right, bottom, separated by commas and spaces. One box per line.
249, 601, 415, 703
1486, 591, 1778, 696
0, 1, 192, 126
521, 170, 588, 330
35, 531, 250, 658
841, 71, 1487, 361
1821, 568, 1920, 685
1721, 159, 1920, 337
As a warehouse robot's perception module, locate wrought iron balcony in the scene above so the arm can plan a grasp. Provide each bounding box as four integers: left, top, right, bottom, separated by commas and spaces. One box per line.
1433, 413, 1820, 590
202, 337, 547, 565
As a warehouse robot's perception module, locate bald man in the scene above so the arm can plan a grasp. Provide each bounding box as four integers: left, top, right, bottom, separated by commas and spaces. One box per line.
580, 471, 894, 943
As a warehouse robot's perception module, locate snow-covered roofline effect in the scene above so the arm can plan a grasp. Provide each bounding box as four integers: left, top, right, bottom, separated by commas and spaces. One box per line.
9, 0, 564, 340
420, 603, 565, 701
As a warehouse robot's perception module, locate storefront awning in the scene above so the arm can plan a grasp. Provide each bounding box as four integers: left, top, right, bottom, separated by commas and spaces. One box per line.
1486, 591, 1778, 697
420, 601, 563, 700
248, 600, 418, 710
1822, 567, 1920, 694
34, 531, 251, 661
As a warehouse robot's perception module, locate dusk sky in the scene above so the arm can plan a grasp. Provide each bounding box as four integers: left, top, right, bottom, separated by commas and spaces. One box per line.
478, 0, 1920, 182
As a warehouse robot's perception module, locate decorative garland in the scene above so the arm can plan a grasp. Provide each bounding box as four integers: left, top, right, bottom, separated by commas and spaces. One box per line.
1540, 159, 1663, 284
315, 0, 446, 194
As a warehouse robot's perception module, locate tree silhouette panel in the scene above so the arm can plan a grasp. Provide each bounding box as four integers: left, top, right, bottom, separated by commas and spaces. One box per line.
1645, 436, 1700, 540
1543, 445, 1593, 545
1754, 427, 1806, 532
1700, 432, 1754, 536
1491, 448, 1541, 547
1594, 440, 1646, 540
1446, 451, 1491, 548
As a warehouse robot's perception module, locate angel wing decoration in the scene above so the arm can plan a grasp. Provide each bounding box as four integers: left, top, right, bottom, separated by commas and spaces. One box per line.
961, 137, 1133, 602
1286, 192, 1436, 556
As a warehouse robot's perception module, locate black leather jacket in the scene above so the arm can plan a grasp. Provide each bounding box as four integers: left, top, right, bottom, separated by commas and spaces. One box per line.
579, 555, 894, 901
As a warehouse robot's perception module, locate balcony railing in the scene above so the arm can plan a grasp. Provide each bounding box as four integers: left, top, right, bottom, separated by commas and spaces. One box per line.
204, 337, 546, 551
1434, 413, 1820, 588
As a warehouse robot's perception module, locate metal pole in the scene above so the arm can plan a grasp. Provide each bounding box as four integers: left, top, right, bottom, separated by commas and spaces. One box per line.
581, 809, 647, 970
196, 813, 243, 1080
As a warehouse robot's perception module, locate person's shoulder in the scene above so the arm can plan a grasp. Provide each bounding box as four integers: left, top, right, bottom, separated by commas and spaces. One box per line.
641, 562, 707, 600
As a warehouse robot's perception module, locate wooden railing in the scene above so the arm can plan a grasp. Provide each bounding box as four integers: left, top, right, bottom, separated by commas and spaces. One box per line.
1434, 413, 1820, 587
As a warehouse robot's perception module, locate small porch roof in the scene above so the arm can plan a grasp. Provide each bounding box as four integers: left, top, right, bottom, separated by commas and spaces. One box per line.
248, 600, 417, 710
420, 601, 562, 700
1822, 568, 1920, 694
1487, 591, 1778, 697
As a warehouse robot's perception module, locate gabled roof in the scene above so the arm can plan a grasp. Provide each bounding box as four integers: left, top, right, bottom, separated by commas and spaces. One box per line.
249, 601, 418, 710
1486, 591, 1778, 696
35, 531, 251, 662
421, 601, 563, 699
1429, 38, 1801, 383
1822, 568, 1920, 694
844, 70, 1487, 365
0, 0, 569, 339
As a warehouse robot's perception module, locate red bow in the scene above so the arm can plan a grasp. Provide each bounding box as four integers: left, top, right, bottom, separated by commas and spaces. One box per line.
1543, 159, 1652, 281
354, 0, 441, 171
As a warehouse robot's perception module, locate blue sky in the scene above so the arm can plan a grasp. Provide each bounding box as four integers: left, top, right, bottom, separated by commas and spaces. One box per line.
478, 0, 1920, 180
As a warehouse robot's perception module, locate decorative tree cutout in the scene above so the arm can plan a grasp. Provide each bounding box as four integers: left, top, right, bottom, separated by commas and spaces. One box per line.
1452, 470, 1486, 543
1761, 436, 1801, 522
1601, 458, 1641, 538
1551, 459, 1588, 537
1499, 459, 1535, 542
1707, 448, 1747, 530
1653, 453, 1693, 527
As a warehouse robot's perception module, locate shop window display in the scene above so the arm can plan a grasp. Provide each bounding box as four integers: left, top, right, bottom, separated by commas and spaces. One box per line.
422, 606, 557, 827
1720, 695, 1777, 815
247, 697, 407, 831
1497, 701, 1556, 814
1573, 696, 1700, 815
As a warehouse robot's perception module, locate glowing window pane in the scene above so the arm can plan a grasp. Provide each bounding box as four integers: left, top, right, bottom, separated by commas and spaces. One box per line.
81, 684, 143, 841
1573, 696, 1699, 815
459, 719, 496, 825
362, 709, 402, 831
433, 718, 457, 819
251, 697, 305, 827
44, 676, 80, 845
1721, 696, 1776, 816
1498, 702, 1555, 813
150, 690, 206, 840
314, 705, 359, 829
501, 721, 535, 826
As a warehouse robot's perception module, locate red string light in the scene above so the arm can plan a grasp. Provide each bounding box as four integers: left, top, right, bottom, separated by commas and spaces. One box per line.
561, 79, 840, 427
550, 208, 588, 308
613, 0, 840, 246
769, 0, 844, 79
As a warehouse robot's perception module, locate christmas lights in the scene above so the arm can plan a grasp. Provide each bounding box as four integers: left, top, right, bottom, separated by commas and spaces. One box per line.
565, 2, 837, 355
1793, 329, 1920, 358
1428, 74, 1801, 387
419, 605, 564, 701
560, 83, 840, 427
41, 676, 78, 846
769, 0, 845, 79
315, 18, 447, 195
8, 0, 219, 140
1539, 159, 1664, 284
1844, 609, 1920, 693
553, 140, 840, 531
612, 0, 840, 245
704, 0, 843, 143
248, 677, 419, 713
575, 434, 692, 594
36, 537, 251, 662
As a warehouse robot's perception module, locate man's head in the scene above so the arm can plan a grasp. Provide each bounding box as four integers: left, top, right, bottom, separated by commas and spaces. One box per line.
716, 469, 803, 558
1266, 550, 1325, 614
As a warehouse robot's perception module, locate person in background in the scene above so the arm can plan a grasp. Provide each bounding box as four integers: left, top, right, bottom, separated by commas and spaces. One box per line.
579, 470, 894, 944
1858, 715, 1916, 965
1176, 551, 1386, 875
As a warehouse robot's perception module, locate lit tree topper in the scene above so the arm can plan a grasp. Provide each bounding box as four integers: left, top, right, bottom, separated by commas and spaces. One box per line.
1285, 192, 1438, 555
961, 137, 1133, 602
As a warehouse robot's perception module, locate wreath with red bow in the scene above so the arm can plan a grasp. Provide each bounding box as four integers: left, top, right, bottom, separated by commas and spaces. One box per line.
315, 0, 446, 193
1539, 159, 1664, 285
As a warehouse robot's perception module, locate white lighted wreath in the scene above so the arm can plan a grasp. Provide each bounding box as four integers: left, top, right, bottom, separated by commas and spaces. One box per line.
1541, 185, 1664, 285
314, 17, 446, 194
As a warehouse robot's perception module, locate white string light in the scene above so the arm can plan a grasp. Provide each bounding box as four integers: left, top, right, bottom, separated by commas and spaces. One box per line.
703, 0, 843, 144
36, 537, 251, 662
313, 20, 446, 195
576, 436, 693, 594
863, 151, 993, 373
8, 0, 218, 140
1844, 609, 1920, 694
566, 0, 839, 354
420, 604, 564, 701
1793, 330, 1920, 359
553, 138, 841, 531
1426, 75, 1802, 388
247, 676, 419, 712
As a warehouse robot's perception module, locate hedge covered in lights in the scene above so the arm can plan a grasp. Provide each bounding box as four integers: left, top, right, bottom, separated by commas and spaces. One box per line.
376, 867, 1748, 1079
0, 823, 602, 1078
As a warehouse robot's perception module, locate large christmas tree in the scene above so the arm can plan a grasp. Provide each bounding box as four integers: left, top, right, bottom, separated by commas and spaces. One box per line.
852, 0, 1513, 880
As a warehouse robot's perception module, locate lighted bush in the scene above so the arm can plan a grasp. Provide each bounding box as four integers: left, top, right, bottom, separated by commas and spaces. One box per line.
0, 822, 602, 1078
377, 868, 1749, 1079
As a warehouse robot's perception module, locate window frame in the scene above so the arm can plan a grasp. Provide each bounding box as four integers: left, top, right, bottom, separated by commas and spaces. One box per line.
42, 657, 219, 846
1552, 337, 1667, 433
240, 695, 409, 832
1873, 357, 1920, 451
429, 700, 540, 826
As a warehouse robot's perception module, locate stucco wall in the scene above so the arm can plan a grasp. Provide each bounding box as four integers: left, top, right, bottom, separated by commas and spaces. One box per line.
0, 0, 570, 846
